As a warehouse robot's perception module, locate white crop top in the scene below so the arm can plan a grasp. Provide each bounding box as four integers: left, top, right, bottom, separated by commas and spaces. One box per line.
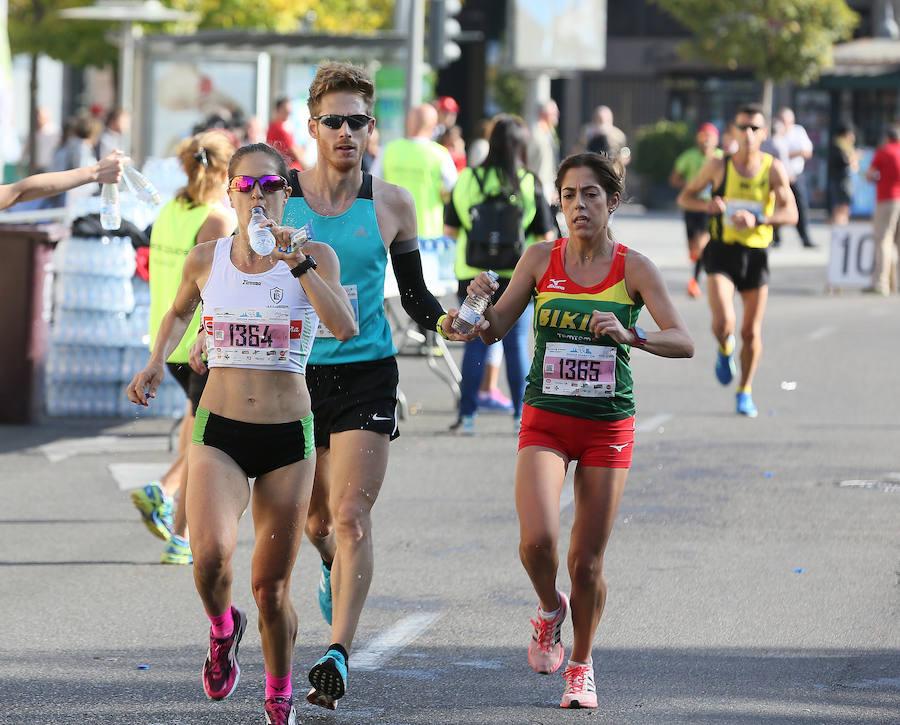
200, 236, 319, 375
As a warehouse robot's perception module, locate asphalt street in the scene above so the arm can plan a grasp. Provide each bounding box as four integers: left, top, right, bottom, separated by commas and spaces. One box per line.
0, 211, 898, 724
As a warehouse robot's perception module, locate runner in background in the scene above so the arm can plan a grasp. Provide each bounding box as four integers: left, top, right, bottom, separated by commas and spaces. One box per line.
669, 122, 723, 298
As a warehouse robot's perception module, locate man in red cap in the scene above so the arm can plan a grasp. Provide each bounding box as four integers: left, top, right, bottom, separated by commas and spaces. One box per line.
432, 95, 459, 140
669, 122, 723, 297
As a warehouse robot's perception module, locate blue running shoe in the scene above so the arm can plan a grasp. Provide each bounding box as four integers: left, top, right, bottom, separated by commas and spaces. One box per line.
131, 482, 174, 541
736, 392, 758, 418
715, 334, 736, 386
307, 648, 347, 708
318, 561, 332, 625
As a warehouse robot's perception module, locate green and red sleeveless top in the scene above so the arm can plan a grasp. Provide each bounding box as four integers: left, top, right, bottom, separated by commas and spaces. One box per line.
524, 239, 643, 421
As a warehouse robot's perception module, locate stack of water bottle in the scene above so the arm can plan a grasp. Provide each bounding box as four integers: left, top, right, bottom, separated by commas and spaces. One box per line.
45, 165, 187, 418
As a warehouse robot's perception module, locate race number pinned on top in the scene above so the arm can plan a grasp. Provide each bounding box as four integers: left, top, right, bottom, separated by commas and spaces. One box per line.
828, 224, 875, 288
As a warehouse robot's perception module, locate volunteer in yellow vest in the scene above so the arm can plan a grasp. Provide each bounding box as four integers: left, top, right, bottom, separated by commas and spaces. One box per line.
444, 114, 555, 434
135, 131, 236, 564
374, 103, 457, 238
678, 103, 797, 418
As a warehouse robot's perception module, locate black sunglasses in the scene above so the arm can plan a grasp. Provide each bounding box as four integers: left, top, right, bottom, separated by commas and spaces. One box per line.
735, 123, 763, 132
228, 175, 289, 193
312, 114, 373, 131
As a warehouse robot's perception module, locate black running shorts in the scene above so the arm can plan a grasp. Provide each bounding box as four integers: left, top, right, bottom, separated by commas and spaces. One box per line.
165, 362, 207, 415
192, 408, 314, 479
703, 240, 769, 291
683, 210, 710, 240
305, 356, 400, 449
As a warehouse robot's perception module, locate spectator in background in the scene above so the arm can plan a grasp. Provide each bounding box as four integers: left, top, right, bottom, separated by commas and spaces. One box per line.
23, 106, 60, 173
827, 122, 859, 226
361, 127, 380, 173
865, 123, 900, 295
50, 113, 103, 207
444, 114, 556, 435
577, 105, 627, 161
468, 118, 491, 168
528, 99, 562, 228
97, 107, 131, 158
438, 124, 467, 172
243, 116, 266, 146
433, 95, 459, 140
772, 107, 816, 248
266, 96, 304, 171
669, 122, 723, 298
375, 102, 457, 240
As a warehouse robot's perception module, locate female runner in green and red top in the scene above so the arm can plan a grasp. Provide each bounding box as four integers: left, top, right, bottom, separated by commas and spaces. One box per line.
471, 152, 694, 709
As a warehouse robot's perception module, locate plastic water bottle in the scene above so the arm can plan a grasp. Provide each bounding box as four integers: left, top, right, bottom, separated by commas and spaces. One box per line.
452, 270, 498, 335
100, 184, 121, 230
122, 165, 162, 205
249, 206, 276, 255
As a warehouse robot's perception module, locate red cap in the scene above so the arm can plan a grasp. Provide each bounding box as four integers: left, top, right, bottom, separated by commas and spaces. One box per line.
698, 122, 719, 137
436, 96, 459, 113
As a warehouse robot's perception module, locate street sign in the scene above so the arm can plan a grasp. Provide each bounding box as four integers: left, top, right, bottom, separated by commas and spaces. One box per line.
828, 223, 875, 288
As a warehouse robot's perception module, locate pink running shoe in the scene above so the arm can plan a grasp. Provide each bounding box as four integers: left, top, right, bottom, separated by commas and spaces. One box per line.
527, 590, 568, 674
560, 662, 598, 708
264, 696, 297, 724
202, 606, 247, 700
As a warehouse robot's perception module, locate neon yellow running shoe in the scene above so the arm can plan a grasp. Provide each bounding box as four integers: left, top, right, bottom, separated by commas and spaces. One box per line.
161, 535, 193, 565
130, 482, 174, 541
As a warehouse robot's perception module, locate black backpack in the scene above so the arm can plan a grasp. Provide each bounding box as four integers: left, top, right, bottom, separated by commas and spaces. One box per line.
464, 168, 526, 270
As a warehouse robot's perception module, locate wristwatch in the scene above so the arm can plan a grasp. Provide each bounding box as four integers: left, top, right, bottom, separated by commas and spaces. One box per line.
629, 326, 647, 348
290, 254, 317, 278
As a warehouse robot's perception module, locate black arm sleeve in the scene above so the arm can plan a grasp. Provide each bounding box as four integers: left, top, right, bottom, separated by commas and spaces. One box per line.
389, 247, 446, 329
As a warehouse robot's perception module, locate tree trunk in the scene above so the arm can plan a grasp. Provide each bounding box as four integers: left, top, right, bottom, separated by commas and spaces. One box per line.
761, 79, 774, 124
27, 52, 37, 174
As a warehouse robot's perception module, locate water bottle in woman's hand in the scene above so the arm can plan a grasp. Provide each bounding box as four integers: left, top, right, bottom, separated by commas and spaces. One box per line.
453, 270, 498, 334
249, 206, 276, 255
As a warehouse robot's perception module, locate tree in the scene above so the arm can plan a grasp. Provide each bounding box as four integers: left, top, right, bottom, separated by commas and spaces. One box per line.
9, 0, 394, 171
651, 0, 858, 117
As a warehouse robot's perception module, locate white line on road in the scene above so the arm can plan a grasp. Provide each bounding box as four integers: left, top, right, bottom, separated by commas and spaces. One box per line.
108, 462, 171, 491
635, 413, 672, 433
807, 326, 836, 341
35, 435, 171, 462
353, 613, 441, 671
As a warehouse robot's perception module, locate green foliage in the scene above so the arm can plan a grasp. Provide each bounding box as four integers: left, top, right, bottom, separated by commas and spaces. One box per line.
651, 0, 858, 85
9, 0, 118, 67
633, 119, 690, 184
9, 0, 395, 70
491, 71, 525, 116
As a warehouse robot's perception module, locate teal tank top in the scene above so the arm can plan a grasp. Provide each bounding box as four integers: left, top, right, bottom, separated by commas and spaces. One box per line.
284, 172, 397, 364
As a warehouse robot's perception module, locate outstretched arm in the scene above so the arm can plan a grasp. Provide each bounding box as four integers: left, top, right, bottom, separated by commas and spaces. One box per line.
0, 151, 129, 210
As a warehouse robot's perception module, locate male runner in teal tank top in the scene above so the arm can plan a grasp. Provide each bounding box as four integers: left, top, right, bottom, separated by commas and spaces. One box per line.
283, 61, 478, 711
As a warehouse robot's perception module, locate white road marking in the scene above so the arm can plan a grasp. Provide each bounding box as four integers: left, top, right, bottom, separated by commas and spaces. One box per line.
807, 326, 836, 341
635, 413, 672, 433
353, 613, 441, 671
108, 463, 170, 491
36, 435, 170, 462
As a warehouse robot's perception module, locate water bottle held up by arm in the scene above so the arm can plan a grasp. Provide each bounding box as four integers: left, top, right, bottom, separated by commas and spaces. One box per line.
248, 206, 276, 255
452, 270, 499, 334
100, 183, 121, 230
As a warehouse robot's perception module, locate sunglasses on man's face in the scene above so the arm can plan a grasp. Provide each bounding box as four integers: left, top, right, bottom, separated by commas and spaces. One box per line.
735, 123, 763, 132
228, 175, 289, 193
312, 114, 373, 131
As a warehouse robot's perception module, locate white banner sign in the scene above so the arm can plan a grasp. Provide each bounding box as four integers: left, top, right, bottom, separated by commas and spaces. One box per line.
828, 224, 875, 288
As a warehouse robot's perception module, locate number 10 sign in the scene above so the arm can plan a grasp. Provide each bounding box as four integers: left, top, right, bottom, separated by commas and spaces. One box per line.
828, 224, 875, 288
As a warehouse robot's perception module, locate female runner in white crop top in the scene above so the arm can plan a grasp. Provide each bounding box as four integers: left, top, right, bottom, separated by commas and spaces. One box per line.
126, 143, 355, 724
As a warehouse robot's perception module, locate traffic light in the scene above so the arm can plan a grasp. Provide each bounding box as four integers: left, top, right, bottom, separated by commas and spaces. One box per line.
428, 0, 463, 69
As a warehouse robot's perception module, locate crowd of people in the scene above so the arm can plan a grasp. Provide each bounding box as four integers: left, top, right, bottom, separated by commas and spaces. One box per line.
4, 63, 899, 721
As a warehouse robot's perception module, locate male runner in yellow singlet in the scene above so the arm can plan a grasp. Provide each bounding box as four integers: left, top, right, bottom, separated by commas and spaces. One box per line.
678, 103, 797, 417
